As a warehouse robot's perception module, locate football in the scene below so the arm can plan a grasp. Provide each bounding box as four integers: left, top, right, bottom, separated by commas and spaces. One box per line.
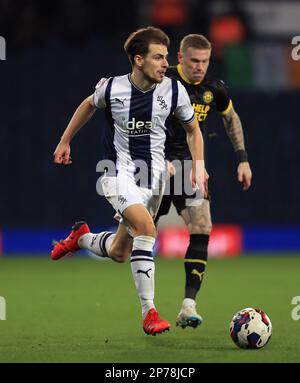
229, 307, 272, 349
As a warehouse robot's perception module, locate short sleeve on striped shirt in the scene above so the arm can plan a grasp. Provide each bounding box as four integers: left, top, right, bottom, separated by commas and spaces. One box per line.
173, 81, 195, 123
93, 77, 109, 109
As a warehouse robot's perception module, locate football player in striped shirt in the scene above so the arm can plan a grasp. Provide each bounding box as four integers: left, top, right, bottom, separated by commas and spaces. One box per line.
51, 27, 207, 336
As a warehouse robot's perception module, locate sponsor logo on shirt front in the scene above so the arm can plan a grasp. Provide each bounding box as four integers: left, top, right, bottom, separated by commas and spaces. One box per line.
192, 103, 210, 122
123, 117, 159, 135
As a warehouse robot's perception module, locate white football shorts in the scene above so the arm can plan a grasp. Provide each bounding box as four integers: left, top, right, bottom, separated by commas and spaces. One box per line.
100, 173, 165, 223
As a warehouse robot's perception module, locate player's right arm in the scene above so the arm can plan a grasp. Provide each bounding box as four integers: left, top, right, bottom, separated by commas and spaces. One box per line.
54, 77, 109, 165
54, 96, 96, 164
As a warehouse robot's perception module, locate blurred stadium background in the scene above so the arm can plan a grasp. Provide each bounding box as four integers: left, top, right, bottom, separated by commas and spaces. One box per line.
1, 0, 300, 364
1, 0, 299, 257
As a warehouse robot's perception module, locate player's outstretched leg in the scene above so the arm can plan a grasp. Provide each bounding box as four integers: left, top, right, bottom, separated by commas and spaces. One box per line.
51, 221, 90, 260
79, 223, 132, 262
51, 222, 123, 261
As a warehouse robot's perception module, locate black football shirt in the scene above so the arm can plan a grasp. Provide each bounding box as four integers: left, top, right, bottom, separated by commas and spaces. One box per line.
165, 64, 232, 161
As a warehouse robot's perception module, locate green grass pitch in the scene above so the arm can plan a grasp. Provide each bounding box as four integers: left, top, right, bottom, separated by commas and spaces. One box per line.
0, 254, 300, 363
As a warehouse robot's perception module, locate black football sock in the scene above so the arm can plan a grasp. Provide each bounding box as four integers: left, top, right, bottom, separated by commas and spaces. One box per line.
184, 234, 209, 300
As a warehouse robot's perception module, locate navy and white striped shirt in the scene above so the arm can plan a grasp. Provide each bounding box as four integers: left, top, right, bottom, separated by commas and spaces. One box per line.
93, 74, 195, 188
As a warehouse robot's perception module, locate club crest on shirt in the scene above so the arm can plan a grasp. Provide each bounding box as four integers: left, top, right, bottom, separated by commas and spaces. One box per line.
202, 90, 213, 104
157, 96, 168, 110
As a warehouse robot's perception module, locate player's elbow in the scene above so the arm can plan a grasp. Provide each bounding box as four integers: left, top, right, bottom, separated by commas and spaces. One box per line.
86, 95, 96, 110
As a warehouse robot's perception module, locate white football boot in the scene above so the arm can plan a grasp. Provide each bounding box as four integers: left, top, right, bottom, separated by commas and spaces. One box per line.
176, 298, 203, 329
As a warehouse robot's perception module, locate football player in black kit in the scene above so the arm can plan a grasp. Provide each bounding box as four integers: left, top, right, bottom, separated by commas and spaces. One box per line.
155, 34, 252, 329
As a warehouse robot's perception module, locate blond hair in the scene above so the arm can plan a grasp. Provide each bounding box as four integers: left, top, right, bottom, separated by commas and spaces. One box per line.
180, 34, 211, 53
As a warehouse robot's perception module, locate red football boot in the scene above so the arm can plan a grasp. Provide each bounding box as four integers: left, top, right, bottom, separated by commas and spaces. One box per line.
51, 221, 90, 260
143, 308, 171, 336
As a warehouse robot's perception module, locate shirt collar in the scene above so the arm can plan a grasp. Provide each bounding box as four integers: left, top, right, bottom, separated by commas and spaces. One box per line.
177, 64, 201, 85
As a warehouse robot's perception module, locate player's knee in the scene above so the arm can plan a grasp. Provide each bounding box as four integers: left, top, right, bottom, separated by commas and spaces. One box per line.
132, 221, 156, 238
109, 241, 131, 263
190, 221, 212, 235
112, 254, 127, 263
110, 248, 130, 263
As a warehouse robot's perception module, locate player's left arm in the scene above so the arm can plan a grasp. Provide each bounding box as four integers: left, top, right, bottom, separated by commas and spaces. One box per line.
183, 117, 208, 196
221, 106, 252, 191
215, 79, 252, 191
175, 81, 208, 194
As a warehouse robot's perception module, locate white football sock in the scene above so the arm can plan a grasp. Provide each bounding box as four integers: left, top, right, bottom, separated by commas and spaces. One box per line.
182, 298, 196, 308
78, 232, 115, 258
130, 235, 156, 318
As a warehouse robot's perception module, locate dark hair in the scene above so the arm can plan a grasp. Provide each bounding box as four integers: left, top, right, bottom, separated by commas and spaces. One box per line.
180, 34, 211, 53
124, 26, 170, 65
